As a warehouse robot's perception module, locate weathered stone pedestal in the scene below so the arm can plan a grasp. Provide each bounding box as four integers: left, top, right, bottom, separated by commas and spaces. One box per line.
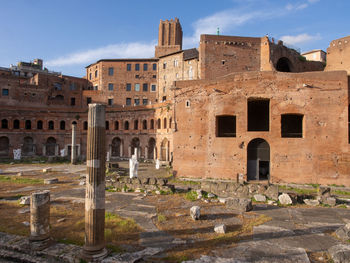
71, 123, 77, 165
29, 190, 51, 250
82, 104, 108, 261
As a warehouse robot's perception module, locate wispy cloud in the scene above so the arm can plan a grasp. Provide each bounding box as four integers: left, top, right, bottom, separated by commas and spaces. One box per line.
280, 33, 321, 45
46, 41, 156, 67
285, 0, 320, 11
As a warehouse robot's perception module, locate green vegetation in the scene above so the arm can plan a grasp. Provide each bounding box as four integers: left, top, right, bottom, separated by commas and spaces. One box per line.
328, 184, 345, 187
298, 55, 307, 62
0, 175, 43, 184
278, 185, 317, 195
184, 191, 198, 201
332, 190, 350, 196
157, 213, 167, 223
169, 178, 201, 186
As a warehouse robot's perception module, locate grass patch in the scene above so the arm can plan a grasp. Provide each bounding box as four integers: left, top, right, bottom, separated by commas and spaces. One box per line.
0, 175, 43, 184
332, 190, 350, 196
157, 213, 167, 223
278, 185, 316, 195
184, 191, 198, 201
169, 179, 200, 186
328, 184, 345, 187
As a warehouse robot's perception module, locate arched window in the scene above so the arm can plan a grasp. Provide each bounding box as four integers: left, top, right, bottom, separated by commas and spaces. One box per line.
169, 117, 172, 129
106, 121, 109, 130
163, 118, 167, 129
150, 119, 154, 129
60, 120, 65, 130
37, 120, 43, 130
157, 118, 161, 129
114, 121, 119, 130
13, 119, 20, 129
72, 121, 77, 125
143, 120, 147, 130
124, 121, 129, 130
83, 121, 88, 130
48, 121, 54, 130
25, 120, 31, 130
1, 119, 8, 129
134, 120, 138, 130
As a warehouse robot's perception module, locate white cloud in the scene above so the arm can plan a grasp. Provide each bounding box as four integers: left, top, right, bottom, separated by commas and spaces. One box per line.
280, 33, 321, 45
46, 41, 156, 67
285, 0, 319, 11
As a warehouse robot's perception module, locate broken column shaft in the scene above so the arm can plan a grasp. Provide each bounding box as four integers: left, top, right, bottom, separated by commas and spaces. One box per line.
82, 104, 108, 260
71, 123, 77, 164
30, 190, 51, 250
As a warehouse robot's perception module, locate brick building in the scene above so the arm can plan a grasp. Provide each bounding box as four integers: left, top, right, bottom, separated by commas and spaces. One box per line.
0, 17, 350, 186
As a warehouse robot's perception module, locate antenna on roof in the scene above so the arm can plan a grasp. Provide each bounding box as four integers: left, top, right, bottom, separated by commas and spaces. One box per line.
217, 27, 220, 36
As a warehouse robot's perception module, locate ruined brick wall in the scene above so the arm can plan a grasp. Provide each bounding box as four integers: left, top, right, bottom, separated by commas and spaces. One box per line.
173, 71, 350, 186
325, 36, 350, 74
199, 35, 262, 80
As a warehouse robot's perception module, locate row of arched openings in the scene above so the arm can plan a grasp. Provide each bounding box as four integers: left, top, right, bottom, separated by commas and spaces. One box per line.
1, 119, 66, 130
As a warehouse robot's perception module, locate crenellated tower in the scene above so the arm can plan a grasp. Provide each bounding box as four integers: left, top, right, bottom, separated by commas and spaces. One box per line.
155, 18, 183, 58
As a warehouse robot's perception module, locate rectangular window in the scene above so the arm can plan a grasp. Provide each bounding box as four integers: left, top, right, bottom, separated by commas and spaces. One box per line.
152, 75, 156, 79
151, 84, 156, 92
143, 64, 148, 71
216, 116, 236, 137
87, 97, 92, 105
126, 83, 131, 91
127, 64, 131, 71
94, 85, 98, 90
54, 82, 62, 90
248, 99, 269, 131
2, 89, 9, 96
163, 62, 166, 69
281, 114, 303, 138
143, 83, 148, 92
69, 83, 76, 90
89, 73, 92, 80
108, 83, 114, 91
108, 99, 113, 106
143, 99, 148, 105
135, 63, 140, 71
108, 67, 114, 76
135, 83, 140, 91
70, 97, 75, 106
153, 63, 157, 70
135, 75, 139, 79
126, 98, 131, 105
134, 98, 140, 105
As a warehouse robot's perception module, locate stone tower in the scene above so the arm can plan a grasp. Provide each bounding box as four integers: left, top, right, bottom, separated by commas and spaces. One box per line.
155, 18, 183, 58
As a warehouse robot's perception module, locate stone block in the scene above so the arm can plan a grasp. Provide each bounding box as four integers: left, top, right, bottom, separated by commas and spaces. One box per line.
214, 224, 226, 234
254, 194, 266, 202
265, 185, 279, 200
318, 186, 331, 197
141, 178, 150, 185
322, 196, 337, 206
201, 181, 211, 192
190, 206, 201, 220
19, 196, 30, 205
226, 197, 253, 212
335, 223, 350, 242
44, 178, 59, 184
278, 193, 293, 205
328, 244, 350, 263
236, 185, 249, 198
42, 168, 52, 173
303, 199, 320, 206
149, 178, 157, 185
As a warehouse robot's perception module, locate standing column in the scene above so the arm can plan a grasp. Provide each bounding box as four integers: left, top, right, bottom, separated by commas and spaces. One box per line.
71, 123, 77, 164
82, 104, 108, 260
30, 190, 51, 250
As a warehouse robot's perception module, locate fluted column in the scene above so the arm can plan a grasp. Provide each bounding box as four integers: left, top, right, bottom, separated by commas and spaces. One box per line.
82, 104, 108, 260
71, 123, 77, 164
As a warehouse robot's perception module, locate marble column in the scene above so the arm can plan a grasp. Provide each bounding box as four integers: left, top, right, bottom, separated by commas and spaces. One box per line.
30, 190, 51, 250
71, 123, 77, 164
82, 104, 108, 260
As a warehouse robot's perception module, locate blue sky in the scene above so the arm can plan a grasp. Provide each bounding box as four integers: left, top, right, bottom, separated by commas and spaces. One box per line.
0, 0, 349, 77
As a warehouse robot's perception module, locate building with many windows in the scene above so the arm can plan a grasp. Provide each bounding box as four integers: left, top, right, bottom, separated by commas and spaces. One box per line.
0, 17, 350, 186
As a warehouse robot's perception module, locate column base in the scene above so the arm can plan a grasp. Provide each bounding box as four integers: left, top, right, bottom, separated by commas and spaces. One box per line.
29, 237, 53, 251
81, 247, 108, 262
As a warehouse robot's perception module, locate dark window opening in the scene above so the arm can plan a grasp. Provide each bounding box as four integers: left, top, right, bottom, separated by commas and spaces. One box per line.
157, 118, 161, 129
71, 97, 75, 106
276, 57, 292, 72
1, 119, 8, 129
135, 64, 140, 71
108, 99, 113, 106
124, 121, 129, 130
126, 98, 131, 106
60, 121, 65, 130
134, 99, 140, 105
143, 120, 147, 129
87, 97, 92, 105
48, 121, 54, 130
248, 99, 269, 131
216, 116, 236, 137
143, 64, 148, 71
143, 83, 148, 91
108, 67, 114, 76
153, 63, 157, 70
142, 99, 148, 105
281, 114, 303, 138
2, 89, 9, 96
150, 119, 154, 129
83, 121, 88, 130
126, 83, 131, 91
134, 120, 138, 130
114, 121, 119, 130
37, 120, 43, 130
106, 121, 109, 130
13, 119, 20, 129
25, 120, 31, 130
163, 118, 167, 129
127, 64, 131, 71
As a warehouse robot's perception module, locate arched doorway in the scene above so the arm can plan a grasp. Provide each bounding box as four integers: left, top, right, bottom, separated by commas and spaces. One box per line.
247, 138, 270, 181
0, 136, 9, 156
46, 137, 56, 156
23, 136, 35, 156
161, 138, 169, 161
148, 138, 156, 160
111, 137, 122, 157
131, 137, 140, 157
276, 57, 292, 72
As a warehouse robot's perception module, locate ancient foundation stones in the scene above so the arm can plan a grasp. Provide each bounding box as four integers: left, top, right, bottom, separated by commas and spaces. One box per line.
44, 178, 59, 184
328, 244, 350, 263
42, 168, 52, 173
226, 197, 253, 212
190, 206, 201, 220
335, 223, 350, 242
29, 190, 51, 250
303, 199, 320, 206
265, 185, 279, 200
254, 194, 266, 202
278, 193, 293, 205
19, 196, 30, 205
322, 196, 337, 206
214, 224, 226, 234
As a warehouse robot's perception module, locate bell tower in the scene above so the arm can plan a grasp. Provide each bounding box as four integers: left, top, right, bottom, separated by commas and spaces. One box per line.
155, 18, 183, 58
